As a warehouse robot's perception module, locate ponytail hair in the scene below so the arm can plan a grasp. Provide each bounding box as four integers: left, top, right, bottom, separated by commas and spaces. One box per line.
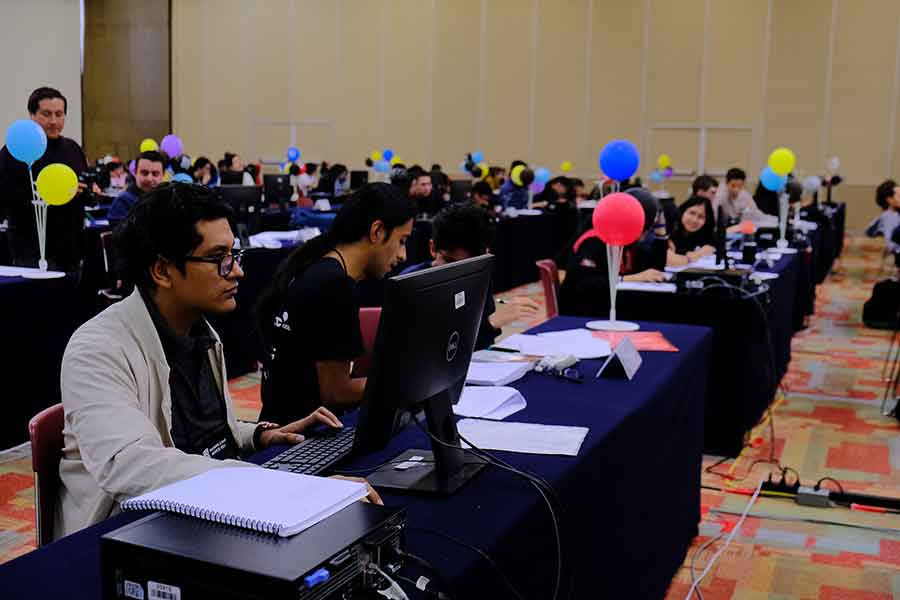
256, 182, 416, 346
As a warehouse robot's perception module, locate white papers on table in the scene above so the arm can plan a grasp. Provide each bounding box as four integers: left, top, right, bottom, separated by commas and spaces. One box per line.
471, 349, 535, 363
457, 419, 588, 456
617, 282, 677, 293
495, 330, 611, 359
0, 266, 66, 278
453, 386, 527, 420
751, 271, 779, 281
466, 362, 532, 386
666, 255, 725, 273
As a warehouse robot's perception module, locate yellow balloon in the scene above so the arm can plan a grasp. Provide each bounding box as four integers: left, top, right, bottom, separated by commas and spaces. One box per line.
560, 161, 573, 172
283, 162, 293, 174
163, 170, 172, 182
390, 155, 403, 166
139, 138, 158, 152
768, 147, 796, 176
657, 154, 671, 169
370, 150, 382, 162
511, 164, 525, 186
36, 163, 79, 206
477, 161, 489, 179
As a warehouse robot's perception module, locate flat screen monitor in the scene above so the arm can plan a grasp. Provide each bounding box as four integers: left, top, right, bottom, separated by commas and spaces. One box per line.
354, 254, 494, 495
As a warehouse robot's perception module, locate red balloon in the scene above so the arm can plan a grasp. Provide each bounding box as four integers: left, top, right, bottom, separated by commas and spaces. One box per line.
592, 192, 645, 246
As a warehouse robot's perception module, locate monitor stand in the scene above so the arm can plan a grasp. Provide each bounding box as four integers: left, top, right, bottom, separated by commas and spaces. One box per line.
366, 391, 486, 495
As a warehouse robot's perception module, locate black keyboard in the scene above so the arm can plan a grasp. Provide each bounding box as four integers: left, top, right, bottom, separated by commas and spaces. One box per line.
261, 427, 355, 475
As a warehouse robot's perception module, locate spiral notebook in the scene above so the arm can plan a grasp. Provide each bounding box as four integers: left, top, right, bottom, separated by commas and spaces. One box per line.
121, 467, 368, 537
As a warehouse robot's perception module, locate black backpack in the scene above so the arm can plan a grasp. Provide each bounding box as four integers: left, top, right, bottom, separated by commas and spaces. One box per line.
863, 279, 900, 330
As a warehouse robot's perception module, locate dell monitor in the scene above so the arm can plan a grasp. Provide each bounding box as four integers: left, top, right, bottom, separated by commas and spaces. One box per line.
350, 170, 369, 191
212, 185, 263, 246
450, 180, 473, 204
263, 174, 294, 207
354, 254, 494, 494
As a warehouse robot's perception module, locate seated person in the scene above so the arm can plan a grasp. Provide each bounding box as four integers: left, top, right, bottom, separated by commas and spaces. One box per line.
484, 166, 506, 191
532, 176, 575, 210
714, 167, 765, 225
56, 183, 379, 539
572, 178, 588, 204
471, 180, 498, 210
191, 156, 219, 187
667, 196, 716, 266
106, 158, 127, 194
256, 183, 416, 425
401, 204, 541, 350
108, 150, 164, 223
498, 160, 531, 209
219, 152, 254, 185
865, 179, 900, 252
559, 187, 668, 317
316, 163, 349, 197
406, 165, 436, 214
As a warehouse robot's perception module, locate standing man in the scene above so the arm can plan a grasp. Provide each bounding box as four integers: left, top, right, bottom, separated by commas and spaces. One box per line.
108, 151, 165, 223
0, 87, 92, 271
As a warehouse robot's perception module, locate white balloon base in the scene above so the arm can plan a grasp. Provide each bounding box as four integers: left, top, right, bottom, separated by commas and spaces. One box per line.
22, 270, 66, 279
776, 238, 789, 249
585, 320, 640, 332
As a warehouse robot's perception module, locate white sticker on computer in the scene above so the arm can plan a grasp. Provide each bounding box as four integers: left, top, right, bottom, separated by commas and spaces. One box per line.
148, 581, 181, 600
124, 581, 145, 600
454, 291, 465, 309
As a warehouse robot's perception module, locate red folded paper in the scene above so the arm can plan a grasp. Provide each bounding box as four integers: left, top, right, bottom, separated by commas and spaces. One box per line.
590, 331, 679, 352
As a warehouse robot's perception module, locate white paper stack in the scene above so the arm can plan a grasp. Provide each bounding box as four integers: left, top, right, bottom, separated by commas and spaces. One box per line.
452, 386, 527, 420
466, 362, 532, 386
457, 419, 589, 456
495, 330, 611, 359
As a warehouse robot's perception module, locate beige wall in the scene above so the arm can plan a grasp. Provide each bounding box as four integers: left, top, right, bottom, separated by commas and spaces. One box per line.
0, 1, 82, 145
173, 0, 900, 230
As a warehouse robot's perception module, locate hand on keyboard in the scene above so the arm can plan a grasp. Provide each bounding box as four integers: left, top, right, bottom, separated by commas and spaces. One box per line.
257, 406, 344, 449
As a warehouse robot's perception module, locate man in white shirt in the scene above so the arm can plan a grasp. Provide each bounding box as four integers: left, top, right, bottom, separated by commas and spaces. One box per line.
713, 168, 764, 222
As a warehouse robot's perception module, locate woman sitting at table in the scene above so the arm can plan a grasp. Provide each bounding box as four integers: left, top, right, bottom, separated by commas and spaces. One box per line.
558, 187, 668, 317
667, 195, 716, 266
532, 176, 576, 211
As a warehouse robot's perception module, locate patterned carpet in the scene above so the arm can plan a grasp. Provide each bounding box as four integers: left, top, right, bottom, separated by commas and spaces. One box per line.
1, 236, 899, 600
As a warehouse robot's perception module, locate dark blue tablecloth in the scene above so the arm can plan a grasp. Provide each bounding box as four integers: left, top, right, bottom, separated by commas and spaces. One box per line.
0, 318, 711, 599
593, 253, 799, 456
0, 274, 80, 448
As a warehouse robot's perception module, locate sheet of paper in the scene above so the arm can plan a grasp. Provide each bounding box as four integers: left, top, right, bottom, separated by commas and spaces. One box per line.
453, 386, 526, 420
472, 349, 535, 363
466, 362, 532, 386
616, 282, 677, 293
496, 330, 611, 359
0, 266, 66, 278
751, 271, 779, 281
457, 419, 589, 456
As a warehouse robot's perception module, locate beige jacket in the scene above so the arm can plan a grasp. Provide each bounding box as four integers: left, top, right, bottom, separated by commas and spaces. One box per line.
55, 289, 257, 539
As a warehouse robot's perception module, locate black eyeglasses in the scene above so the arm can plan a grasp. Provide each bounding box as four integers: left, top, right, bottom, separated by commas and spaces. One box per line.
182, 250, 244, 278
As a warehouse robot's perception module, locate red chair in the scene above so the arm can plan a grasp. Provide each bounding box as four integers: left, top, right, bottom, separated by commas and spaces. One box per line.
535, 259, 560, 319
353, 307, 382, 377
28, 403, 65, 546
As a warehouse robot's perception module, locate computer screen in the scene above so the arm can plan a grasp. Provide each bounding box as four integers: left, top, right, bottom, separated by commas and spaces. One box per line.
263, 174, 294, 206
450, 180, 473, 204
212, 185, 263, 246
354, 254, 494, 494
349, 170, 369, 191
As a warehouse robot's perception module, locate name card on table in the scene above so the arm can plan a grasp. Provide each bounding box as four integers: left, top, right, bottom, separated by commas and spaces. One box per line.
594, 336, 642, 380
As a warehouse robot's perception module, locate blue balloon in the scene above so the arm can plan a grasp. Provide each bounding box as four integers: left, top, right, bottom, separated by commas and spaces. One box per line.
383, 148, 394, 162
5, 119, 47, 165
649, 170, 664, 184
172, 173, 193, 183
534, 167, 551, 184
375, 159, 391, 173
760, 166, 787, 192
471, 150, 484, 163
287, 146, 300, 161
599, 140, 640, 181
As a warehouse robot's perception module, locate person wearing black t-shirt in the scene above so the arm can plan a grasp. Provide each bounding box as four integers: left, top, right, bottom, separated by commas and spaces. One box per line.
400, 204, 541, 350
0, 87, 97, 271
256, 183, 416, 425
667, 196, 716, 266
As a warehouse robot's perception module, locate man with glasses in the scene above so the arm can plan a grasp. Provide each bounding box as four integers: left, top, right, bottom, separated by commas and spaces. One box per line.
401, 204, 540, 350
55, 183, 378, 540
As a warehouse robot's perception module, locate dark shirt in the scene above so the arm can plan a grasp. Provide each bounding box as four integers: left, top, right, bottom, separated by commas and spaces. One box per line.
108, 184, 142, 222
670, 226, 715, 255
400, 261, 500, 350
260, 257, 365, 425
0, 136, 87, 271
499, 179, 529, 209
140, 288, 239, 460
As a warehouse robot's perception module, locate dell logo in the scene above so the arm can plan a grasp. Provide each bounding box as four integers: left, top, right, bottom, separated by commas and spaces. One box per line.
446, 331, 460, 362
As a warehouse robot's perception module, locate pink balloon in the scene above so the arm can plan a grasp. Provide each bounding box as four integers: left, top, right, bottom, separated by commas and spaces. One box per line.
592, 192, 645, 246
